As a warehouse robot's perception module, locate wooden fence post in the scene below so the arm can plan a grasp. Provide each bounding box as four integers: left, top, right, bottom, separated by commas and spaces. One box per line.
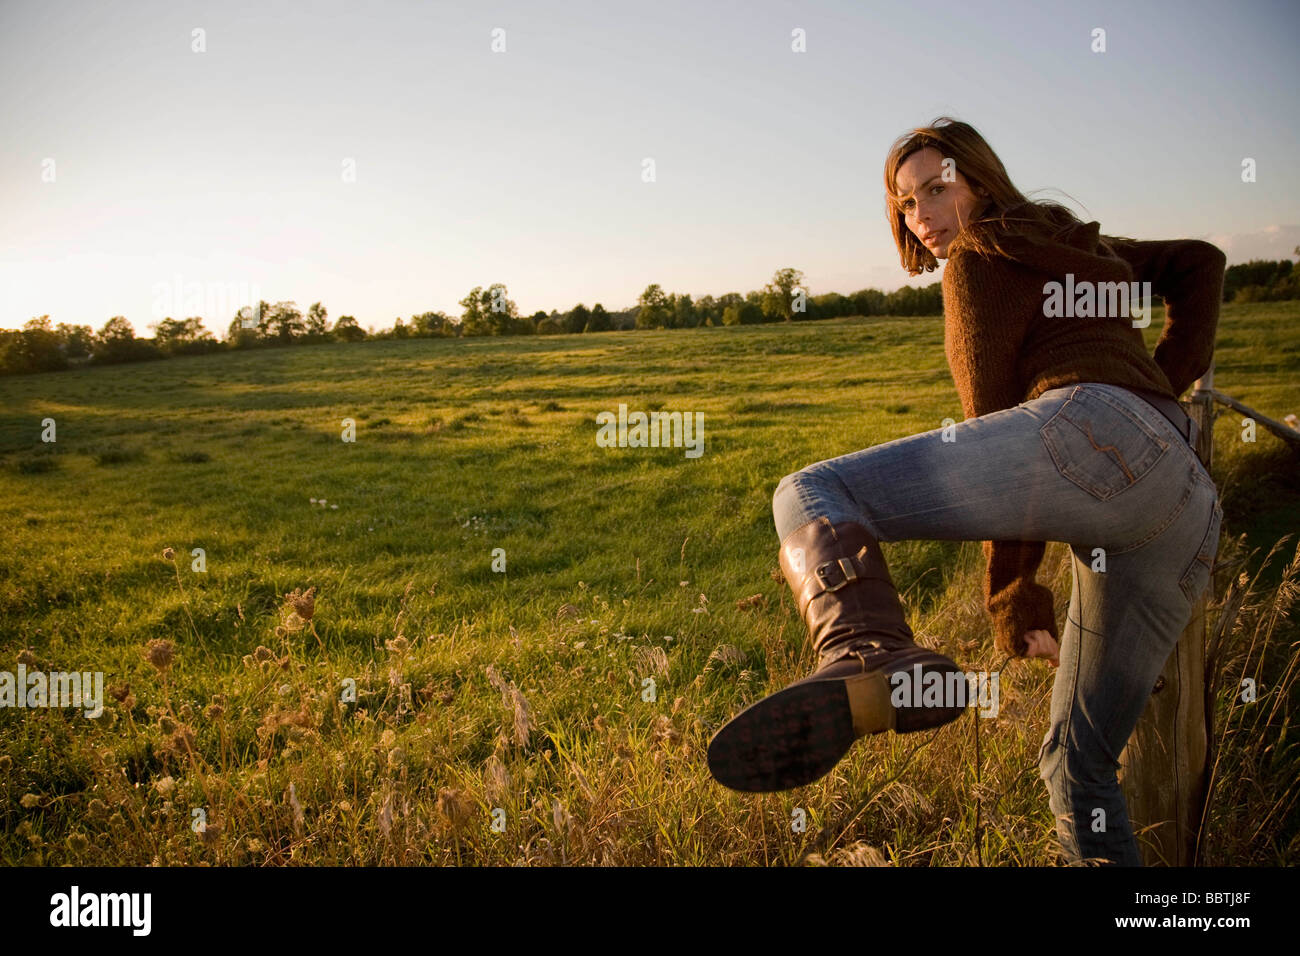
1118, 359, 1217, 865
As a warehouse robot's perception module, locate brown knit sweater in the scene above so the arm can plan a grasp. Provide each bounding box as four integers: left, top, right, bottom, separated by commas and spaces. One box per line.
940, 209, 1226, 657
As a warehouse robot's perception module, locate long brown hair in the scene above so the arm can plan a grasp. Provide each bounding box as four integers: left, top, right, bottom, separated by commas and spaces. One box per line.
884, 117, 1095, 277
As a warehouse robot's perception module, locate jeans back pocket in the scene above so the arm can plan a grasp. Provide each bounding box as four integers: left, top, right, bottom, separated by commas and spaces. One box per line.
1038, 386, 1171, 501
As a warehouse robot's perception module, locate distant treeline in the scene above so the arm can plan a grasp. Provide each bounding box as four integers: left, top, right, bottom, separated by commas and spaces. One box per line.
1222, 255, 1300, 303
0, 268, 945, 376
3, 255, 1294, 377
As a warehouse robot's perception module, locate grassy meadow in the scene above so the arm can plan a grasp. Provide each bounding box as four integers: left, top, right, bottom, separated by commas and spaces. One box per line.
1, 301, 1298, 866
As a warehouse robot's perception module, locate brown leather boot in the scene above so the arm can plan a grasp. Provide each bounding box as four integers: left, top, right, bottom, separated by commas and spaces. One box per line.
707, 516, 967, 792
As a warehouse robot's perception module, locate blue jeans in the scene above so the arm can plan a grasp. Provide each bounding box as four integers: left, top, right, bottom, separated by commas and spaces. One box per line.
771, 382, 1222, 866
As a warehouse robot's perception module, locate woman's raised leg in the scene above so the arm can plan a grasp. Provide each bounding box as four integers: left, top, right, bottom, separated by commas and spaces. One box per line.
739, 383, 1217, 864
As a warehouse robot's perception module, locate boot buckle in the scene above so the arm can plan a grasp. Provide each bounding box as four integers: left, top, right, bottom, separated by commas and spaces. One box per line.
813, 553, 864, 594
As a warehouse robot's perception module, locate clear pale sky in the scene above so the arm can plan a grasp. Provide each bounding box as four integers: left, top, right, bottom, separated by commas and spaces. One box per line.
2, 0, 1297, 337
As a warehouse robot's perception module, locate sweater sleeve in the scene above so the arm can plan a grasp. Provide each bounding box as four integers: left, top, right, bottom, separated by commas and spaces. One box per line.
943, 249, 1059, 658
1098, 235, 1227, 396
982, 539, 1057, 658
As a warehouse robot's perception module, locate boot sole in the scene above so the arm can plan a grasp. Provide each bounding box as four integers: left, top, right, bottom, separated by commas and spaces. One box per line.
706, 671, 894, 792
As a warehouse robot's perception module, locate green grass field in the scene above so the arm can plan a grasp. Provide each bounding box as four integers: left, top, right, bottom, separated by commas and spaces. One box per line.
2, 302, 1297, 865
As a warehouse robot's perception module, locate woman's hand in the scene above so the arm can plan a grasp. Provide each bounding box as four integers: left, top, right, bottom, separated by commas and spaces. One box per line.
1023, 628, 1059, 667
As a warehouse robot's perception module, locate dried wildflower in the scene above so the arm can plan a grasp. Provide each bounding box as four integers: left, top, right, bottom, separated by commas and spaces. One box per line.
831, 842, 892, 867
284, 586, 316, 621
385, 635, 409, 655
386, 747, 406, 769
652, 714, 681, 747
198, 822, 221, 846
108, 682, 131, 702
161, 547, 176, 561
158, 714, 177, 734
551, 797, 572, 835
631, 645, 669, 677
204, 702, 225, 720
288, 782, 304, 833
485, 664, 534, 747
154, 776, 176, 797
16, 648, 37, 667
20, 793, 41, 809
0, 755, 12, 772
253, 645, 274, 663
166, 727, 196, 757
704, 643, 747, 671
65, 832, 90, 854
484, 754, 511, 804
435, 787, 475, 833
144, 639, 175, 674
86, 798, 108, 821
18, 822, 40, 848
274, 625, 287, 638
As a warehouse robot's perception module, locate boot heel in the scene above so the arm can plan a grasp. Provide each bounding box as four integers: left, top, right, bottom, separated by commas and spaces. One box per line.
843, 670, 895, 736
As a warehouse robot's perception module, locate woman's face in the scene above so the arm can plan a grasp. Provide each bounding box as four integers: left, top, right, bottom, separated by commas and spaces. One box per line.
893, 147, 987, 259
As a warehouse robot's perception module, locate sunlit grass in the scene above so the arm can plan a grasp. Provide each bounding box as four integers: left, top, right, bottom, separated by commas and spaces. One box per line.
0, 304, 1296, 865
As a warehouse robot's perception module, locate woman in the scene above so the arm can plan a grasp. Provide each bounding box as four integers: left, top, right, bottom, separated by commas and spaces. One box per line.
706, 117, 1226, 867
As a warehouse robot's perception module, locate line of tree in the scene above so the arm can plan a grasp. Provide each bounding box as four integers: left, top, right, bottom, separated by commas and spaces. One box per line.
0, 268, 947, 376
1222, 249, 1300, 303
8, 248, 1292, 377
